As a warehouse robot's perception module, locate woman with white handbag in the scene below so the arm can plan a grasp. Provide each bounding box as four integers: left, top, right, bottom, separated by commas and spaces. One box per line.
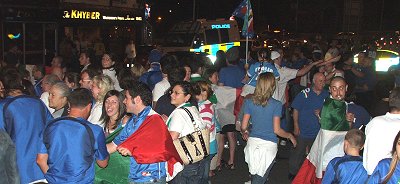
165, 81, 208, 184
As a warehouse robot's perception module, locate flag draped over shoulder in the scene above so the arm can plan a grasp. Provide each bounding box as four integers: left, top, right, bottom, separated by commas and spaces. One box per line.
320, 98, 349, 131
95, 127, 130, 184
293, 98, 349, 184
231, 0, 254, 38
118, 114, 182, 178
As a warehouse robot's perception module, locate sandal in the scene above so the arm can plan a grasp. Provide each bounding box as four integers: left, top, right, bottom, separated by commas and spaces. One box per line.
209, 170, 216, 177
226, 163, 235, 170
216, 164, 223, 172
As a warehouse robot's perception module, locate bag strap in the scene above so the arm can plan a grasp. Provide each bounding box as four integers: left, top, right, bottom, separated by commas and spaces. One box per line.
180, 107, 209, 159
332, 156, 363, 183
181, 107, 198, 131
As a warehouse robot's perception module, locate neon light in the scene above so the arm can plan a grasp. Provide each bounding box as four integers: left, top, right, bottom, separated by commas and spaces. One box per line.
376, 57, 399, 72
378, 49, 399, 55
63, 10, 100, 19
211, 24, 230, 29
354, 50, 399, 71
7, 33, 21, 39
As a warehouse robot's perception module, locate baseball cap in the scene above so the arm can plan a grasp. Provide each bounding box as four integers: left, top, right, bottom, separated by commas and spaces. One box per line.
271, 51, 281, 60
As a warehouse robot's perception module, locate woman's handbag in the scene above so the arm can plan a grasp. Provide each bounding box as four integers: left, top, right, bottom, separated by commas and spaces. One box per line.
173, 107, 210, 165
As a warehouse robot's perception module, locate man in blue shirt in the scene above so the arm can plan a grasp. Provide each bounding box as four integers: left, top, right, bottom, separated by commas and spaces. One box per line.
107, 82, 167, 183
347, 102, 371, 129
0, 69, 53, 184
322, 129, 368, 184
36, 88, 109, 183
218, 47, 245, 88
289, 72, 329, 179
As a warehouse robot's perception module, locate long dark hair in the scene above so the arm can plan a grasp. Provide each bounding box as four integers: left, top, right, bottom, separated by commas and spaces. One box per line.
100, 90, 126, 132
383, 131, 400, 184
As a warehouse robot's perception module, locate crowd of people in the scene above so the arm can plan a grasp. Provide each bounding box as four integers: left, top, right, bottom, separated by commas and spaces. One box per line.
0, 35, 400, 184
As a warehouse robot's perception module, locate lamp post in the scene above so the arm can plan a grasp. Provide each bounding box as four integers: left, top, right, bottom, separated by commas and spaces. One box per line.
379, 0, 385, 31
193, 0, 196, 20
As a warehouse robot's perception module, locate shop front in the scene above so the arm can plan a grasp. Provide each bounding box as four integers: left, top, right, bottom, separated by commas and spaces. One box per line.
1, 7, 58, 65
59, 7, 145, 65
1, 3, 147, 66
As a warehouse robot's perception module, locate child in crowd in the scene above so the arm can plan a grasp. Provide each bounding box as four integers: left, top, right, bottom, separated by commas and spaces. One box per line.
322, 129, 368, 184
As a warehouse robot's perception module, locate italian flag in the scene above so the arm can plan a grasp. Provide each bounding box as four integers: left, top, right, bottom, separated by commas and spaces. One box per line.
292, 97, 349, 184
117, 114, 183, 181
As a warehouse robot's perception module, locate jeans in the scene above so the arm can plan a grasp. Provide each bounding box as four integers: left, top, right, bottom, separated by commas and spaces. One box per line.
129, 177, 166, 184
251, 158, 276, 184
201, 154, 215, 183
169, 159, 206, 184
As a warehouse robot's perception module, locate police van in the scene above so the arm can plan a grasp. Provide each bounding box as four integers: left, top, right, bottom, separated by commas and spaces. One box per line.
162, 19, 240, 63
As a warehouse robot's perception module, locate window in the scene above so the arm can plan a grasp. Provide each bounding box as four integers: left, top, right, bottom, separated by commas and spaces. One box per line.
205, 29, 219, 45
220, 29, 229, 43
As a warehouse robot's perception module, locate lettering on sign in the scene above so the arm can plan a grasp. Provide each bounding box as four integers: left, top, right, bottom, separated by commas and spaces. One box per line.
211, 24, 231, 29
62, 10, 142, 21
63, 10, 100, 19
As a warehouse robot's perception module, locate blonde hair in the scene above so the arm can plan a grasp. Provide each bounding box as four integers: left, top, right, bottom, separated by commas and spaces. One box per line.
383, 131, 400, 184
193, 80, 213, 100
130, 64, 146, 79
93, 75, 114, 102
252, 72, 276, 106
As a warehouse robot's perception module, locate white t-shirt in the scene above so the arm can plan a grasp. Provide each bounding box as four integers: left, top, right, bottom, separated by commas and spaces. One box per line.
167, 104, 206, 138
272, 63, 298, 104
363, 112, 400, 175
152, 78, 170, 102
103, 68, 122, 91
40, 92, 55, 114
88, 101, 104, 127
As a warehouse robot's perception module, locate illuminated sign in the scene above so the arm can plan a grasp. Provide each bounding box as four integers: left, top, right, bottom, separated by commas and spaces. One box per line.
63, 10, 142, 21
211, 24, 231, 29
7, 33, 21, 39
63, 10, 100, 19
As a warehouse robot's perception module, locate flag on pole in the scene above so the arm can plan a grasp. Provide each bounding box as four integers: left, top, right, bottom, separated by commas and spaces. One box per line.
231, 0, 254, 38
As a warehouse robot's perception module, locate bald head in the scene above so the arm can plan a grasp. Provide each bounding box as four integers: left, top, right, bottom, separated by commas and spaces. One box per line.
313, 72, 326, 92
329, 76, 347, 100
52, 67, 64, 80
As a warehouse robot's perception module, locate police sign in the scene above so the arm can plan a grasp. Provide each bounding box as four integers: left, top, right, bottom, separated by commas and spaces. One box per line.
211, 24, 231, 29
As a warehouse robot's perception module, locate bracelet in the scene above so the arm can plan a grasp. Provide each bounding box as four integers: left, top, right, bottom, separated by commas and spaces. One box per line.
241, 130, 248, 134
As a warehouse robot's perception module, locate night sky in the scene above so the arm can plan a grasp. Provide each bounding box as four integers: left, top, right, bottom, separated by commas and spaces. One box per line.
147, 0, 400, 36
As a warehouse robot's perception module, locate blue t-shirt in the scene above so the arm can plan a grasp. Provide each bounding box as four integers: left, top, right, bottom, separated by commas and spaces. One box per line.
218, 65, 245, 88
113, 106, 166, 182
42, 117, 109, 184
0, 97, 11, 130
347, 102, 371, 129
1, 95, 53, 183
369, 158, 400, 184
238, 58, 257, 71
247, 62, 280, 87
354, 66, 377, 92
322, 155, 368, 184
244, 98, 282, 143
139, 70, 163, 91
291, 88, 329, 139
